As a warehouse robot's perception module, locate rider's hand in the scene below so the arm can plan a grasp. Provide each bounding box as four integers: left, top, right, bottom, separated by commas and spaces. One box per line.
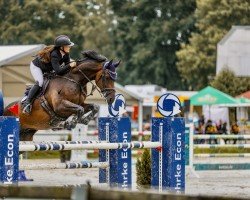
70, 61, 76, 68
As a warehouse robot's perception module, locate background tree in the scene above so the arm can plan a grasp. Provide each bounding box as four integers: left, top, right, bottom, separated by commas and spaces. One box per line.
177, 0, 250, 90
211, 68, 250, 97
110, 0, 196, 89
73, 0, 115, 58
136, 149, 151, 189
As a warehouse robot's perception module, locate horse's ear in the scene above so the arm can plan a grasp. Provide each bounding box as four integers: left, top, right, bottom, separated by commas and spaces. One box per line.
114, 60, 121, 68
106, 59, 113, 69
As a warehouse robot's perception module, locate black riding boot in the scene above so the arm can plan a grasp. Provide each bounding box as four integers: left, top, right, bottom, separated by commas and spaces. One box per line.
22, 84, 41, 114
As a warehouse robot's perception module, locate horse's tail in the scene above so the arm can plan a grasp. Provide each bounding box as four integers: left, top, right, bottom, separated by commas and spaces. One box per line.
3, 100, 20, 117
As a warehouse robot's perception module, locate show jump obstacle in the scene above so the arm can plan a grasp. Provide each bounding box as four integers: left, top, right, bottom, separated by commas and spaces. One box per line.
0, 92, 185, 192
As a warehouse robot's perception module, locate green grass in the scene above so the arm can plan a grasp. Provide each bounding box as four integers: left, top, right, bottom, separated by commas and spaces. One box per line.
24, 151, 68, 159
194, 147, 250, 154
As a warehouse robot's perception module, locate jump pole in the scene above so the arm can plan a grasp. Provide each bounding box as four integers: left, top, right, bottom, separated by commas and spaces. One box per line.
0, 116, 185, 193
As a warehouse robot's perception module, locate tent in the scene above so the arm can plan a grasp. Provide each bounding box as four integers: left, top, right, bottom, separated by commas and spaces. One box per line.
190, 86, 237, 119
190, 86, 237, 105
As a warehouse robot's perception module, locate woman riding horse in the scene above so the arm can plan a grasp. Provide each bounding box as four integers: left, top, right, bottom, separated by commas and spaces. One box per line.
23, 35, 77, 114
4, 47, 120, 141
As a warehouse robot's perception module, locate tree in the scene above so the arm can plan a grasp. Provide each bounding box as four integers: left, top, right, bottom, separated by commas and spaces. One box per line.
74, 0, 115, 58
111, 0, 196, 89
0, 0, 86, 57
136, 149, 151, 189
0, 0, 117, 59
211, 68, 250, 97
177, 0, 250, 90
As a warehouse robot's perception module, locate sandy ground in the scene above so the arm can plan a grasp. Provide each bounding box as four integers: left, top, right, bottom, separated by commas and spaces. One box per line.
17, 158, 250, 199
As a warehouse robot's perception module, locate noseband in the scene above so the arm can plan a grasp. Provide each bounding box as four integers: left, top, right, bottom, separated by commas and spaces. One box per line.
77, 62, 116, 98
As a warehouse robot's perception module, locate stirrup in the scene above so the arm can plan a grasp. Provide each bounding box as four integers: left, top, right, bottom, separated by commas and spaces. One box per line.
22, 103, 32, 114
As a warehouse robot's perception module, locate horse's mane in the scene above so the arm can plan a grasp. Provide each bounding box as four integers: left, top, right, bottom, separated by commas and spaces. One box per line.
81, 50, 107, 62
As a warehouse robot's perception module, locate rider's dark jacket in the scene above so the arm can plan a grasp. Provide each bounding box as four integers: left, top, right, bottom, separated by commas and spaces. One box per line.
32, 48, 71, 75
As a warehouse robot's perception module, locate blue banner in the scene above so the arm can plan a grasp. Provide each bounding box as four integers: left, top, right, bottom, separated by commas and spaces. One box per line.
0, 117, 19, 184
151, 117, 185, 192
99, 117, 132, 189
117, 117, 131, 189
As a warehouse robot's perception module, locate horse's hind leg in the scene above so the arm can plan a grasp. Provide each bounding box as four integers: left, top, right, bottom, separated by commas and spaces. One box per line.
78, 104, 99, 125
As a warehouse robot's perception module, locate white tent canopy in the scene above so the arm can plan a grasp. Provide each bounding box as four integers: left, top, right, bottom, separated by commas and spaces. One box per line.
0, 44, 44, 66
0, 44, 44, 97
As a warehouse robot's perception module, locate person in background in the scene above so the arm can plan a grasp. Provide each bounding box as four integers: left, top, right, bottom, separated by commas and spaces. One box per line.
217, 119, 223, 134
205, 119, 218, 144
231, 122, 240, 144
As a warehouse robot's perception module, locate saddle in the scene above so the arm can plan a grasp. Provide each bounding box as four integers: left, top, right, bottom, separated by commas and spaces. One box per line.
22, 73, 56, 100
22, 73, 66, 126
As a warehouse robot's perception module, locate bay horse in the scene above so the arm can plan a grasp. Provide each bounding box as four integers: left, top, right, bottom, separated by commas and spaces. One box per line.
3, 50, 120, 141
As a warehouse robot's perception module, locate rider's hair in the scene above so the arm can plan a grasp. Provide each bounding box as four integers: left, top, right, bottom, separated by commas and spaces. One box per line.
37, 45, 55, 63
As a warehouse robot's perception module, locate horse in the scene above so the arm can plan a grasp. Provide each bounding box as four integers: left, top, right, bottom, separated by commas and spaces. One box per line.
3, 50, 120, 141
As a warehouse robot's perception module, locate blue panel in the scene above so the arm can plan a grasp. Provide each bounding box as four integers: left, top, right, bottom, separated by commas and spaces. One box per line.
108, 118, 119, 186
0, 117, 19, 184
0, 91, 3, 116
167, 118, 185, 192
98, 117, 132, 189
185, 126, 190, 166
117, 117, 131, 189
151, 117, 185, 193
99, 117, 116, 183
151, 117, 161, 188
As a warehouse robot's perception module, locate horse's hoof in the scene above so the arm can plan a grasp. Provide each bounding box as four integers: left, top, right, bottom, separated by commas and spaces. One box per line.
80, 111, 93, 125
64, 122, 77, 130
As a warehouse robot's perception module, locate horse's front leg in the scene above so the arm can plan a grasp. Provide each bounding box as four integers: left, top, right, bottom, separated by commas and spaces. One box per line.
52, 99, 85, 129
77, 103, 99, 125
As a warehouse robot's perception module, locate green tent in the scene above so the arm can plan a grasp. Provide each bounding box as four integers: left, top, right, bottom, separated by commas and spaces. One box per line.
220, 97, 250, 107
190, 86, 237, 105
236, 97, 250, 104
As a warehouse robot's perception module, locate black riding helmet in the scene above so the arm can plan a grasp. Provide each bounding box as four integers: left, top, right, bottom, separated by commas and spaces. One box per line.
54, 35, 74, 47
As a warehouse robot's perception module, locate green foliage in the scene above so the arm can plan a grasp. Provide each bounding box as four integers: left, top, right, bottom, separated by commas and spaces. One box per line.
26, 151, 61, 159
195, 147, 250, 154
211, 68, 250, 96
177, 0, 250, 90
0, 0, 115, 58
111, 0, 196, 89
1, 0, 197, 88
136, 148, 151, 189
73, 0, 115, 58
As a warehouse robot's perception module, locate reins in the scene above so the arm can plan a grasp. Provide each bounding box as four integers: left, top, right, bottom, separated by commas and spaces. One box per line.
60, 60, 116, 98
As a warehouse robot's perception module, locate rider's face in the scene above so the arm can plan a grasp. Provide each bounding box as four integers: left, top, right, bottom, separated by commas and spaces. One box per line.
63, 45, 71, 53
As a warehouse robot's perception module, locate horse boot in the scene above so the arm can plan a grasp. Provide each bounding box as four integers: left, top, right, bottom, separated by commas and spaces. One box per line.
22, 83, 41, 114
79, 110, 94, 125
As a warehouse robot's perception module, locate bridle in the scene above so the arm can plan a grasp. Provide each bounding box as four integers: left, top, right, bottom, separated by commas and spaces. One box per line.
76, 61, 116, 98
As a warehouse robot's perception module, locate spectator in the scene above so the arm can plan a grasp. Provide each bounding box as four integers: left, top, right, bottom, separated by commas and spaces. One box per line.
217, 120, 223, 134
231, 122, 240, 144
194, 121, 205, 144
205, 119, 218, 144
199, 115, 205, 126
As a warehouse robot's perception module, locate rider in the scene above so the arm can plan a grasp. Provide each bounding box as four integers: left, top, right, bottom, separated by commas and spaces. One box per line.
22, 35, 77, 114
